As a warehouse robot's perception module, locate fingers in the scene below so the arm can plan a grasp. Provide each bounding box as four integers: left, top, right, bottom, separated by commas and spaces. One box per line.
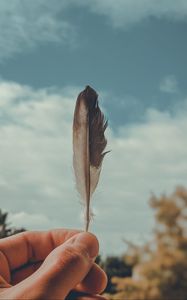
0, 228, 81, 273
0, 275, 11, 288
0, 250, 10, 283
67, 290, 107, 300
11, 262, 107, 295
11, 261, 43, 285
10, 232, 99, 299
77, 263, 107, 294
9, 231, 107, 295
38, 232, 99, 299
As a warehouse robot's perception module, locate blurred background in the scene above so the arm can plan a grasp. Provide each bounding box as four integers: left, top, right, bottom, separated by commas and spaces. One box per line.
0, 1, 187, 299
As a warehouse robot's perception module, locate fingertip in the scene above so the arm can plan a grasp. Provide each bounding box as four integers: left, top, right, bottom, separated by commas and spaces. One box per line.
77, 263, 108, 294
71, 232, 99, 259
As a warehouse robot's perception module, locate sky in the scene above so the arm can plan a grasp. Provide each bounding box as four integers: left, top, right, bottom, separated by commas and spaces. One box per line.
0, 0, 187, 255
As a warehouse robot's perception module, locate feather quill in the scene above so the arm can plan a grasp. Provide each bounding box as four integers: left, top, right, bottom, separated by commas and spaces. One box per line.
73, 86, 108, 231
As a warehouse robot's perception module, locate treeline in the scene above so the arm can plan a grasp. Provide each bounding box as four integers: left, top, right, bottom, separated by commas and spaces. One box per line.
0, 209, 25, 238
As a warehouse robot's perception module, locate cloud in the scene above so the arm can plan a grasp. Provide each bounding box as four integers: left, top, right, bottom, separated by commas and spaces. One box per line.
9, 211, 58, 230
0, 0, 75, 61
82, 0, 187, 27
0, 79, 187, 255
160, 75, 178, 93
0, 0, 187, 61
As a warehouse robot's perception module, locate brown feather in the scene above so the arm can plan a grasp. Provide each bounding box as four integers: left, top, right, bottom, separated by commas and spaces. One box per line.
73, 86, 108, 231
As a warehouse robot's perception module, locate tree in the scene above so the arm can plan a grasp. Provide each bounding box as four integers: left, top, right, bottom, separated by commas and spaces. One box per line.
0, 209, 25, 238
107, 187, 187, 300
102, 256, 132, 294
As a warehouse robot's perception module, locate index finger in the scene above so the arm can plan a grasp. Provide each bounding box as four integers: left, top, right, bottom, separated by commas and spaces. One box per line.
0, 229, 81, 272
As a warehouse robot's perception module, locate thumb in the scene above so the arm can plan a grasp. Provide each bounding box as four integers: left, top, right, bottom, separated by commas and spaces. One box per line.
36, 232, 99, 299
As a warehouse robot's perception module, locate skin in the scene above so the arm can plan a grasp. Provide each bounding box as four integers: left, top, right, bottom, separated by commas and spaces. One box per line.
0, 229, 107, 300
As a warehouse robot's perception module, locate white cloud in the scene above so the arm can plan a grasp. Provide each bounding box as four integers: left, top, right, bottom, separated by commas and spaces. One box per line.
160, 75, 178, 93
9, 211, 58, 230
0, 79, 187, 255
0, 0, 187, 60
0, 0, 75, 60
82, 0, 187, 27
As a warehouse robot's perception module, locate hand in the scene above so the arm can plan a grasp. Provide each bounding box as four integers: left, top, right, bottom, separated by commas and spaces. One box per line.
0, 229, 107, 299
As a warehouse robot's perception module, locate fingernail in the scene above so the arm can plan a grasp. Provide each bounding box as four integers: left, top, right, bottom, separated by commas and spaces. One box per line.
69, 232, 99, 259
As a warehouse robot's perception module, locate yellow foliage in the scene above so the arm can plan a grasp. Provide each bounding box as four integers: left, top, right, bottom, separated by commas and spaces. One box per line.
107, 187, 187, 300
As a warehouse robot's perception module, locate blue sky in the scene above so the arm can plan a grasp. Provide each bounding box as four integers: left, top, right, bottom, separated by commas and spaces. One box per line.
0, 0, 187, 255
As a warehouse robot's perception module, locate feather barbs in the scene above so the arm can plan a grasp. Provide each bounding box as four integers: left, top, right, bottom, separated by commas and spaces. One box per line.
73, 86, 108, 231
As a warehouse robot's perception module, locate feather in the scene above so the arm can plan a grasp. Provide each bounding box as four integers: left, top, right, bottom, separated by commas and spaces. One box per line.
73, 86, 108, 231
